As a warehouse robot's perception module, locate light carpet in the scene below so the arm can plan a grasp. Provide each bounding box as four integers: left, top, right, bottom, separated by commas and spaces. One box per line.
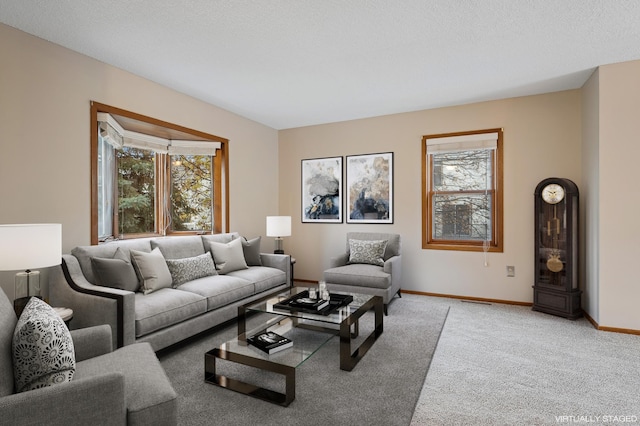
410, 298, 640, 426
158, 294, 449, 426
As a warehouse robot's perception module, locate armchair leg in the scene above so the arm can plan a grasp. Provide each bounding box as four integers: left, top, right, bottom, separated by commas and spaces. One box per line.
383, 290, 401, 316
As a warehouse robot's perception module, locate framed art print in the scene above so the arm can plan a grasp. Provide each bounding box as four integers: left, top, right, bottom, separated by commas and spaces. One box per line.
346, 152, 393, 223
301, 156, 343, 223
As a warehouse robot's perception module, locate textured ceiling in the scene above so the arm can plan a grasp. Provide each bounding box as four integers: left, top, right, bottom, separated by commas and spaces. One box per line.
2, 1, 640, 129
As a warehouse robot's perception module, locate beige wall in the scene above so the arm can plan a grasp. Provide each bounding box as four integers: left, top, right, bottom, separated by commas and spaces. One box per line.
3, 22, 637, 330
279, 90, 582, 303
597, 60, 640, 330
0, 24, 280, 299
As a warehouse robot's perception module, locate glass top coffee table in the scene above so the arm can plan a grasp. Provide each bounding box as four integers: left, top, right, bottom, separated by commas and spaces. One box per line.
205, 287, 383, 406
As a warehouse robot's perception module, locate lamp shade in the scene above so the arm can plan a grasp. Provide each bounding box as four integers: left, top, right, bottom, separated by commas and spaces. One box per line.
0, 224, 62, 271
266, 216, 291, 237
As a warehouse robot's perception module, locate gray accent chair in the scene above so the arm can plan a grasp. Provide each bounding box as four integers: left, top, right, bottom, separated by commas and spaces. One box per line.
323, 232, 401, 315
0, 289, 177, 425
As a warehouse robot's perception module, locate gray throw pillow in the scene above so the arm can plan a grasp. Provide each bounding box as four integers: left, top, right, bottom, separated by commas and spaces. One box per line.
90, 247, 140, 292
242, 236, 262, 266
348, 239, 388, 266
12, 297, 75, 393
165, 252, 217, 287
209, 237, 248, 274
130, 248, 173, 294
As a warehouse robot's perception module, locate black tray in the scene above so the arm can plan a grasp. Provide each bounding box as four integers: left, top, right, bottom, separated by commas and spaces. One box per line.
274, 290, 353, 316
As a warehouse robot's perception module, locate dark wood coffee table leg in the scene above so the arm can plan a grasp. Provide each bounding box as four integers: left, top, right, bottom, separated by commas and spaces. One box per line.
339, 295, 383, 371
205, 347, 296, 406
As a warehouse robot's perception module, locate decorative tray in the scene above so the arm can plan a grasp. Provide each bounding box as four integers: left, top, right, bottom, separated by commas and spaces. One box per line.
274, 290, 353, 316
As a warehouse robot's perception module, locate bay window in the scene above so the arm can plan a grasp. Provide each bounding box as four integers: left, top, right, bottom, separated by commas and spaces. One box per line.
91, 102, 228, 244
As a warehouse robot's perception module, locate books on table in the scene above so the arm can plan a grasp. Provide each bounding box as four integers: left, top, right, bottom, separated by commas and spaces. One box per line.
247, 331, 293, 354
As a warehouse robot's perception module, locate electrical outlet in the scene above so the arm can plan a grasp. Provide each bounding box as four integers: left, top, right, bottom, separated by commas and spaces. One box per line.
506, 266, 515, 277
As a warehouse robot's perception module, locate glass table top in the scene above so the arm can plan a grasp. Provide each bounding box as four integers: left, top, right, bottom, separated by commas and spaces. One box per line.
243, 287, 376, 326
216, 317, 336, 369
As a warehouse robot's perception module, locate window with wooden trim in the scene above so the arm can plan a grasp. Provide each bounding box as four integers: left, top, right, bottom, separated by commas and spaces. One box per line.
422, 128, 503, 252
91, 102, 229, 244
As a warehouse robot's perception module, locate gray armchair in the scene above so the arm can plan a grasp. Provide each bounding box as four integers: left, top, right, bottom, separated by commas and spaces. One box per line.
0, 289, 177, 426
323, 232, 401, 315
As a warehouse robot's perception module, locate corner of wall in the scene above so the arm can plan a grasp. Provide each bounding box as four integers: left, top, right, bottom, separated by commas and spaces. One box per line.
579, 67, 600, 324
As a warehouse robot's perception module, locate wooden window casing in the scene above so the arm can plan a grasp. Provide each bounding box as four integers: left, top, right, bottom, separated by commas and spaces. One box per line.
90, 101, 229, 245
422, 128, 503, 252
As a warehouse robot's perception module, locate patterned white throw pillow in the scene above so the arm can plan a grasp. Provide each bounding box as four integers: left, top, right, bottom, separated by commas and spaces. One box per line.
348, 239, 388, 266
165, 252, 217, 287
12, 297, 75, 393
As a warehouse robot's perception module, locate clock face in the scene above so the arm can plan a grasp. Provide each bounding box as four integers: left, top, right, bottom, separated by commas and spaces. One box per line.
541, 184, 565, 204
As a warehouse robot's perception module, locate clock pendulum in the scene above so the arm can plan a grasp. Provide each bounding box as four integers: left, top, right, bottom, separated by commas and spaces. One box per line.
546, 204, 563, 274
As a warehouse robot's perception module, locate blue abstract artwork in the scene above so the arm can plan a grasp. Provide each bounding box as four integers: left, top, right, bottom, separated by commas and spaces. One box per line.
346, 152, 393, 224
301, 157, 343, 223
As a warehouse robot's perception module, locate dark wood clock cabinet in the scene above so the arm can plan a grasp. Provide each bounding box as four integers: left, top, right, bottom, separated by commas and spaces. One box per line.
532, 177, 582, 319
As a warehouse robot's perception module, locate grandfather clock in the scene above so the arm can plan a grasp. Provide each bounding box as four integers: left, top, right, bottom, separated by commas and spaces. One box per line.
532, 178, 582, 319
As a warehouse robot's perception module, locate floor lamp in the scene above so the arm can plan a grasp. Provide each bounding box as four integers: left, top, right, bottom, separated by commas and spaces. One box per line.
0, 224, 62, 316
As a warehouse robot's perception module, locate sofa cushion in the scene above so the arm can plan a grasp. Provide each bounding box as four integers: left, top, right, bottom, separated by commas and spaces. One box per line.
134, 289, 207, 337
71, 239, 153, 284
228, 266, 286, 293
201, 232, 240, 253
177, 275, 254, 311
151, 235, 205, 259
131, 248, 173, 295
323, 264, 391, 290
209, 238, 248, 274
0, 289, 17, 397
242, 236, 262, 266
74, 342, 177, 425
348, 239, 388, 266
165, 252, 217, 287
90, 247, 140, 292
12, 297, 75, 392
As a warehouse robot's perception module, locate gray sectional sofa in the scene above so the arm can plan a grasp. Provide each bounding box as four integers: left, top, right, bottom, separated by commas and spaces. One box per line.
50, 233, 291, 351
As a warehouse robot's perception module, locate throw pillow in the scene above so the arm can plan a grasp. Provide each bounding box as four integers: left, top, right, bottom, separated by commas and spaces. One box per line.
165, 252, 217, 287
348, 239, 388, 266
241, 236, 262, 266
90, 247, 140, 292
209, 237, 248, 274
12, 297, 75, 393
130, 248, 173, 294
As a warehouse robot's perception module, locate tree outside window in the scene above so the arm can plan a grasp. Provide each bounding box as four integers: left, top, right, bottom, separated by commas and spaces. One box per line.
170, 155, 213, 232
117, 146, 156, 235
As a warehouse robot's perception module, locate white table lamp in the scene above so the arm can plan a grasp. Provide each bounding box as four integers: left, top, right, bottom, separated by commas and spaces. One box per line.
0, 224, 62, 303
266, 216, 291, 254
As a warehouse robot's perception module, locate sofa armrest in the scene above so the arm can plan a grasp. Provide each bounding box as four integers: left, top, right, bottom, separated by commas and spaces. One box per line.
329, 253, 349, 268
0, 373, 125, 425
49, 255, 136, 349
259, 253, 291, 284
70, 325, 113, 361
384, 255, 402, 291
